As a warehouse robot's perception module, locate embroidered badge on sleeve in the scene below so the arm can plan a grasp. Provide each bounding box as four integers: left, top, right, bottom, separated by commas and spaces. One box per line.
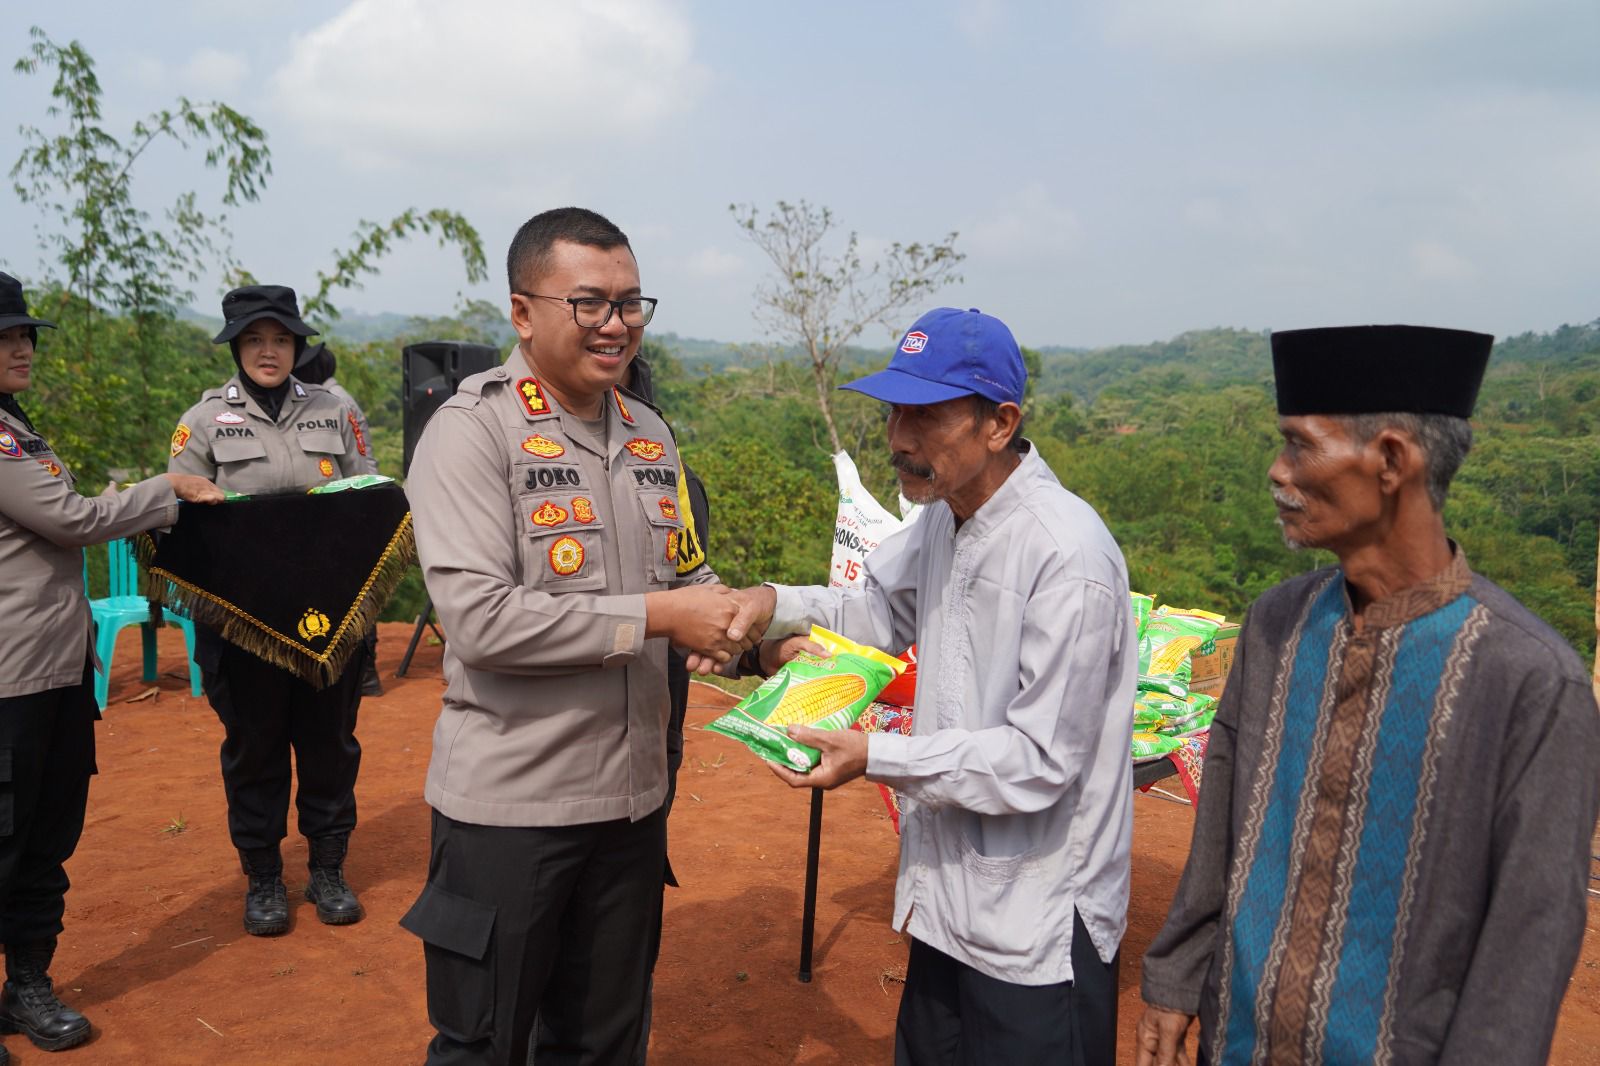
170, 424, 191, 457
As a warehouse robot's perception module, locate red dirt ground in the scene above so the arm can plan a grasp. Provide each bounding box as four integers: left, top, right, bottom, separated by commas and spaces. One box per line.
40, 623, 1599, 1064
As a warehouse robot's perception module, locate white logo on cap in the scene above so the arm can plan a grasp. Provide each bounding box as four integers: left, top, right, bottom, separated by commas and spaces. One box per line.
900, 331, 928, 354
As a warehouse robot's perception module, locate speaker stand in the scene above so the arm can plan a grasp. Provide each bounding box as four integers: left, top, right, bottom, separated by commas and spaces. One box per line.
395, 595, 445, 677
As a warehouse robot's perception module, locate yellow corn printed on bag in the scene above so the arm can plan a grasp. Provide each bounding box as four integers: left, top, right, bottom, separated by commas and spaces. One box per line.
705, 626, 905, 771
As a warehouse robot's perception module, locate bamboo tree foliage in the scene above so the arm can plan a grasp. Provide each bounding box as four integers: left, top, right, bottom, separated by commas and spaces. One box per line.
8, 27, 488, 485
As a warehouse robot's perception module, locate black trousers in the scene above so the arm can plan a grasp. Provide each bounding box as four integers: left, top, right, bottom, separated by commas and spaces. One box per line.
0, 664, 97, 946
405, 806, 666, 1066
894, 910, 1119, 1066
201, 640, 364, 851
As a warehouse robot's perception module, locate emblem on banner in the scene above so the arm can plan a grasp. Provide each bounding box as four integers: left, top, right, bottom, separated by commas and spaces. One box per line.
531, 500, 568, 527
297, 609, 332, 642
549, 535, 585, 575
624, 438, 665, 462
521, 434, 566, 458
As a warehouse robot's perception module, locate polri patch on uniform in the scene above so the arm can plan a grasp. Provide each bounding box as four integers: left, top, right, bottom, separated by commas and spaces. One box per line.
658, 496, 678, 520
521, 434, 566, 458
572, 497, 596, 523
170, 424, 191, 457
348, 412, 368, 456
665, 529, 680, 562
215, 411, 246, 425
530, 500, 568, 528
516, 378, 550, 418
318, 457, 335, 477
38, 459, 62, 478
549, 535, 584, 576
624, 438, 665, 462
0, 431, 21, 458
613, 387, 635, 425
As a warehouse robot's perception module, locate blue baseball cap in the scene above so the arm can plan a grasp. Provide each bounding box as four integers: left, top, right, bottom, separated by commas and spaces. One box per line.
840, 307, 1025, 406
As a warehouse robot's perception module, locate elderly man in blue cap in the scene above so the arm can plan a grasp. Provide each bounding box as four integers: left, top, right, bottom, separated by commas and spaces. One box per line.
728, 307, 1136, 1065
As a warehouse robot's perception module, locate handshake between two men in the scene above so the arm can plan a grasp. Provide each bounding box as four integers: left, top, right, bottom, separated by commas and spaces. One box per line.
641, 582, 797, 676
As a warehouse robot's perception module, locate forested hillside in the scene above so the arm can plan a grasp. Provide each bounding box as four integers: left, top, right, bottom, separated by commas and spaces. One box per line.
27, 301, 1594, 659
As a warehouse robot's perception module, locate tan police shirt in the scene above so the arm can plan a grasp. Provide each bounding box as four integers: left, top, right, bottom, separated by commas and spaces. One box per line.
0, 407, 178, 698
405, 348, 718, 827
167, 374, 363, 492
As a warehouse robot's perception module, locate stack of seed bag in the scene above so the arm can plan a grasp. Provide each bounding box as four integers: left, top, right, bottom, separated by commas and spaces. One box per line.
706, 626, 907, 771
1130, 596, 1227, 762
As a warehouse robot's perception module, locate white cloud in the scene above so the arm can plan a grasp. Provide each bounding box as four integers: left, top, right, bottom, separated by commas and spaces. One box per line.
966, 183, 1082, 258
179, 47, 248, 95
270, 0, 708, 169
1409, 239, 1476, 283
681, 245, 743, 279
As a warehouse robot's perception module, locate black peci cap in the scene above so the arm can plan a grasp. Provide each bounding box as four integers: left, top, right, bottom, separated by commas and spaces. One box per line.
1271, 325, 1492, 419
212, 284, 317, 344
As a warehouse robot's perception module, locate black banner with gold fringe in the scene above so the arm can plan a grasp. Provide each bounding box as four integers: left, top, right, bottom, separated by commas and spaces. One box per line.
138, 484, 415, 688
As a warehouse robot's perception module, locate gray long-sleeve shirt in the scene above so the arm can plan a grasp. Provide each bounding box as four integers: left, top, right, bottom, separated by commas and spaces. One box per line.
769, 445, 1136, 985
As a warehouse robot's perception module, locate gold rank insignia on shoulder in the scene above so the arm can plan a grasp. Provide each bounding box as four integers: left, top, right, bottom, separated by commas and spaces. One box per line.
572, 497, 596, 523
170, 424, 191, 457
516, 377, 550, 418
658, 496, 678, 520
549, 535, 585, 575
521, 434, 566, 458
297, 608, 332, 642
318, 458, 335, 477
624, 438, 665, 462
531, 500, 568, 527
613, 387, 635, 425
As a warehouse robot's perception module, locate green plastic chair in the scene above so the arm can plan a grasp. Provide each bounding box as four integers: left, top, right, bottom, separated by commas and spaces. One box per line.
86, 539, 202, 708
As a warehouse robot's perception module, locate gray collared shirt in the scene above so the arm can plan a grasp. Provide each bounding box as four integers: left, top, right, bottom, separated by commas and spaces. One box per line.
770, 445, 1136, 985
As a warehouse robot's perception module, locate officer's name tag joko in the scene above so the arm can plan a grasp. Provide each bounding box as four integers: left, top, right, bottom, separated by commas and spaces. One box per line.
525, 465, 582, 490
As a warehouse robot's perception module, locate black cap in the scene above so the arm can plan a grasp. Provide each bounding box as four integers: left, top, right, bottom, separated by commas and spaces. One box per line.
0, 272, 57, 334
212, 284, 316, 344
1272, 325, 1492, 419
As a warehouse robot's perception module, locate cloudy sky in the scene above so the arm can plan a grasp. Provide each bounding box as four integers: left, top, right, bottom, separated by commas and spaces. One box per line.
2, 0, 1596, 349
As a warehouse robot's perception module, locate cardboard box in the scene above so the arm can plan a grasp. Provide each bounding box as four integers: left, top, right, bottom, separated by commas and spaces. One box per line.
1189, 622, 1239, 688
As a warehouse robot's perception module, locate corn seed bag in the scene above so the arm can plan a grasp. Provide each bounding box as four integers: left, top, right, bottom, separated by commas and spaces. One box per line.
1138, 608, 1224, 698
1130, 592, 1154, 639
705, 626, 905, 771
1132, 731, 1185, 760
308, 473, 396, 494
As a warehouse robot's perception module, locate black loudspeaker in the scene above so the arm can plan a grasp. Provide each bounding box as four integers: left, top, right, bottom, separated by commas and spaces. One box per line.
401, 341, 503, 473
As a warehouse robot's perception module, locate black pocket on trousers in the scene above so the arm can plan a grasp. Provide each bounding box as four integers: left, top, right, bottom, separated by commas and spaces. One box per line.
400, 881, 497, 1043
0, 747, 15, 837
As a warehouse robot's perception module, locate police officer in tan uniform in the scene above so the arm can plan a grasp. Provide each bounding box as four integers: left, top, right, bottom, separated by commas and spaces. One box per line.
0, 272, 221, 1058
403, 208, 756, 1066
169, 284, 370, 938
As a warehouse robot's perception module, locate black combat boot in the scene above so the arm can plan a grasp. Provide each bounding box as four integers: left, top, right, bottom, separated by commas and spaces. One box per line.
305, 834, 364, 925
239, 846, 290, 936
0, 939, 90, 1051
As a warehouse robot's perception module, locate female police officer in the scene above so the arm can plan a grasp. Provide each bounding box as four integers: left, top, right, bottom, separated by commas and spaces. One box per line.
0, 271, 221, 1057
168, 284, 370, 937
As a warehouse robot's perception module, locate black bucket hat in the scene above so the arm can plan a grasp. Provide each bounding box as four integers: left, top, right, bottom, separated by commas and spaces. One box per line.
0, 272, 58, 334
212, 284, 317, 344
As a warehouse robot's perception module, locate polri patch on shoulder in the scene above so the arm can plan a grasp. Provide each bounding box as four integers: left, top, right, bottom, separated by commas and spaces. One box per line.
0, 431, 22, 458
521, 434, 565, 458
549, 535, 585, 576
170, 425, 191, 457
624, 438, 665, 462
